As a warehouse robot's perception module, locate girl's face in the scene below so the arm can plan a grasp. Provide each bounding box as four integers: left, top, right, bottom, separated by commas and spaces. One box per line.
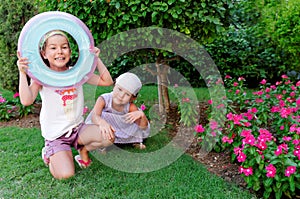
112, 85, 133, 105
41, 35, 71, 71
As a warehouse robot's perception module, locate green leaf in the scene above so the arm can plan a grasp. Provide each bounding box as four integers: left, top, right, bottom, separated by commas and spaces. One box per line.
107, 18, 113, 25
263, 190, 271, 199
284, 158, 297, 166
171, 12, 178, 19
184, 27, 190, 35
115, 2, 120, 9
275, 190, 282, 199
131, 5, 137, 12
253, 180, 261, 191
276, 181, 282, 189
263, 178, 273, 187
167, 0, 176, 5
122, 14, 130, 21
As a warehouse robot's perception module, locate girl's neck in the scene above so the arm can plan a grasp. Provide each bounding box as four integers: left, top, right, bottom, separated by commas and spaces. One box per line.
112, 102, 125, 112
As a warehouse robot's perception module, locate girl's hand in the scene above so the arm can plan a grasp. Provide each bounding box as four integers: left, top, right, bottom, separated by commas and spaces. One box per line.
90, 47, 100, 57
17, 51, 29, 73
98, 118, 115, 140
124, 111, 144, 124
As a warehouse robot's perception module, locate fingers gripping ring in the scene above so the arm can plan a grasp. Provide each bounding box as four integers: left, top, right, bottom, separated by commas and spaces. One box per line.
17, 11, 97, 88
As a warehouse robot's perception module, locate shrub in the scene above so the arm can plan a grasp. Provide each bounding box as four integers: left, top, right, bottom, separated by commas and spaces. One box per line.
0, 0, 37, 91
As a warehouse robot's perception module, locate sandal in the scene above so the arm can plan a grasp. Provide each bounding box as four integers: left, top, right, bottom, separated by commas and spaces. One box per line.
41, 147, 49, 166
74, 155, 92, 169
133, 143, 146, 150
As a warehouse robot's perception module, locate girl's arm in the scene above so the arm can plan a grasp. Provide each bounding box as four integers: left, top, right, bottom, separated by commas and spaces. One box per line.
91, 96, 115, 139
87, 48, 113, 86
126, 103, 149, 130
17, 51, 40, 106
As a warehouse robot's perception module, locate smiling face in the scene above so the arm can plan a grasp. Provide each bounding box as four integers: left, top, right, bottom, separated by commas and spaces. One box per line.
41, 34, 71, 72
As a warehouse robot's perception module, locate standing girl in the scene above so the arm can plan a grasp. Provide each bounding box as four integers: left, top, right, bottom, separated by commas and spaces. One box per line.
17, 30, 115, 179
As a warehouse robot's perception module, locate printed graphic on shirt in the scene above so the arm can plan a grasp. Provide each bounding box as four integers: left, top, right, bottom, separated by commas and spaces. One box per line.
55, 87, 78, 121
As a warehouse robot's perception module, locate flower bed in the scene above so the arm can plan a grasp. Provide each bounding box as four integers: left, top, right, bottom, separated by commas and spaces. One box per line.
195, 75, 300, 199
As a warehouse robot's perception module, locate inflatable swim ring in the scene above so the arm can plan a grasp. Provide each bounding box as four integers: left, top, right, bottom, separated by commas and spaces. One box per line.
18, 11, 97, 87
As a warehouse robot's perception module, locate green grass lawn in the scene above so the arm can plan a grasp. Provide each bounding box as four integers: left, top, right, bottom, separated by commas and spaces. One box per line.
0, 127, 256, 199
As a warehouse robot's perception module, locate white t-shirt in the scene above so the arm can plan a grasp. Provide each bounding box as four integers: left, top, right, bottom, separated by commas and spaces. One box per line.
39, 86, 84, 141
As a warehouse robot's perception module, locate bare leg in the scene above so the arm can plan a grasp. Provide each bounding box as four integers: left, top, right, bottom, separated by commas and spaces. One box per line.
49, 150, 75, 179
77, 124, 114, 162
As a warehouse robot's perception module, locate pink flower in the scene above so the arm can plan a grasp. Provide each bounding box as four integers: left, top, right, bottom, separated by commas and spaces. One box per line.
238, 77, 245, 81
208, 99, 213, 105
293, 149, 300, 159
241, 129, 252, 137
226, 112, 234, 120
211, 131, 217, 137
140, 104, 146, 111
242, 134, 256, 146
281, 74, 288, 79
296, 81, 300, 86
290, 92, 296, 97
274, 147, 282, 156
285, 166, 296, 177
233, 82, 239, 87
217, 104, 225, 109
182, 98, 190, 103
233, 114, 243, 125
270, 85, 276, 90
257, 141, 267, 151
283, 136, 292, 142
237, 152, 247, 162
83, 106, 89, 115
234, 147, 243, 155
239, 166, 253, 176
209, 120, 218, 130
13, 92, 20, 98
266, 164, 276, 178
280, 108, 292, 118
260, 79, 267, 85
265, 87, 271, 92
222, 136, 233, 144
255, 98, 264, 103
250, 107, 258, 113
0, 96, 6, 103
271, 106, 280, 113
174, 84, 178, 88
194, 124, 205, 133
296, 99, 300, 107
243, 122, 251, 127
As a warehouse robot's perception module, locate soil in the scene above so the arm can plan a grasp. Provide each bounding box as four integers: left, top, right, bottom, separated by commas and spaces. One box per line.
0, 102, 250, 194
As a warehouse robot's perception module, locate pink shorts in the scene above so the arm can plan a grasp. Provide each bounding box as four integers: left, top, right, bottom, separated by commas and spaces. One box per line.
43, 123, 86, 159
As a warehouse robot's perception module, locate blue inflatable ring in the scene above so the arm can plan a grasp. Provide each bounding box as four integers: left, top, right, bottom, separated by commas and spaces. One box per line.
17, 11, 97, 88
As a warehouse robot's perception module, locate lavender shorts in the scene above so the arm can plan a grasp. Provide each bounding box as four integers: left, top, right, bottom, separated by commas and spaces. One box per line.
44, 123, 87, 159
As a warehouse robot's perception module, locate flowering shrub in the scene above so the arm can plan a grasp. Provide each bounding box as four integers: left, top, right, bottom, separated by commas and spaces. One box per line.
0, 92, 33, 121
195, 75, 300, 199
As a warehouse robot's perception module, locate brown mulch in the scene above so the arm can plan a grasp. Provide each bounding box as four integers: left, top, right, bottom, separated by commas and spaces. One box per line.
0, 102, 248, 191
